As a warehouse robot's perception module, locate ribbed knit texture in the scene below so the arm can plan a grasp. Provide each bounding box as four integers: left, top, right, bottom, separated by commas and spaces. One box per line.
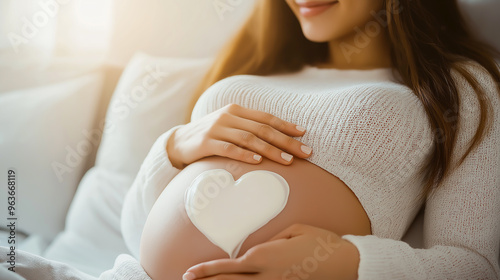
121, 62, 499, 279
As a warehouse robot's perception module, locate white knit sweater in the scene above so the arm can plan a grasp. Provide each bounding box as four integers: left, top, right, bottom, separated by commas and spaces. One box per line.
121, 61, 500, 279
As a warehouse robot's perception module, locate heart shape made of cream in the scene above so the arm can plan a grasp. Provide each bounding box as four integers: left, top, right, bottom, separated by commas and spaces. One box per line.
184, 169, 290, 259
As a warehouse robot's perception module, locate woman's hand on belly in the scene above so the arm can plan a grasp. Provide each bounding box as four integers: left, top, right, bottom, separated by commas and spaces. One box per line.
167, 103, 312, 169
183, 224, 360, 280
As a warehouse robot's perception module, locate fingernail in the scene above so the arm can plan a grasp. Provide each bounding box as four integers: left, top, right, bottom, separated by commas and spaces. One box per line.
281, 152, 293, 162
253, 154, 262, 161
183, 272, 196, 280
301, 145, 312, 155
296, 125, 306, 132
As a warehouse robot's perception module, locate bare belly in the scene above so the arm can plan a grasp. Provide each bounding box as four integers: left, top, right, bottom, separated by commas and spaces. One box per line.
140, 156, 371, 280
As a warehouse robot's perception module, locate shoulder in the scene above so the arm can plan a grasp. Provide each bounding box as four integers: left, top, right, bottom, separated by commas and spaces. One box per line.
451, 60, 500, 117
197, 74, 275, 102
449, 60, 500, 159
450, 60, 500, 98
212, 74, 264, 87
448, 60, 500, 130
208, 73, 292, 90
194, 75, 257, 107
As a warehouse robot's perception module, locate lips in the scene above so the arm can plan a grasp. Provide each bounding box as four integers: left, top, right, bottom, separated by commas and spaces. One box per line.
295, 0, 338, 17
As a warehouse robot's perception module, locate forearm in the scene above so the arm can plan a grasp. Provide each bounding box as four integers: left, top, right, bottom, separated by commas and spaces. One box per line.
342, 234, 499, 279
120, 124, 185, 258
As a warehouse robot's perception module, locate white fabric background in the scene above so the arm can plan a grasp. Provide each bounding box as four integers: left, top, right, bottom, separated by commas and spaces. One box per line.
43, 54, 213, 275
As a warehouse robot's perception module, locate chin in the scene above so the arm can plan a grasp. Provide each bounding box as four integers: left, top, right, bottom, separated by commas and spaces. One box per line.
300, 23, 337, 43
304, 33, 330, 43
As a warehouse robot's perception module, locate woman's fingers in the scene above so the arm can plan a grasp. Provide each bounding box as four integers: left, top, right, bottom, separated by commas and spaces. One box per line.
229, 116, 312, 158
184, 258, 257, 280
191, 274, 257, 280
214, 116, 312, 164
212, 128, 301, 165
175, 103, 312, 166
267, 224, 311, 242
225, 104, 307, 137
209, 139, 263, 164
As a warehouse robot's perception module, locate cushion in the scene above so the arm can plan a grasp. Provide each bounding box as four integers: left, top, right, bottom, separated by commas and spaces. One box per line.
43, 53, 213, 276
0, 71, 104, 242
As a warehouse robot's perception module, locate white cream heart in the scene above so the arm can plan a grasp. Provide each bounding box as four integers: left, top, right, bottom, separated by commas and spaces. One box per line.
184, 169, 290, 259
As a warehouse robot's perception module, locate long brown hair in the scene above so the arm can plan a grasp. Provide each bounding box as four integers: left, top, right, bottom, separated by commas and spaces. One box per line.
188, 0, 500, 198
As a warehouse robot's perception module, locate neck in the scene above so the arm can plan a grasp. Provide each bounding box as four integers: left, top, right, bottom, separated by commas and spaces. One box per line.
317, 30, 392, 70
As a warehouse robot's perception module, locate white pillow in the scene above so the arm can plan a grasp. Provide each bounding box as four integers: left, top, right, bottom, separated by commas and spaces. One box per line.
0, 71, 104, 242
95, 54, 213, 174
44, 53, 213, 276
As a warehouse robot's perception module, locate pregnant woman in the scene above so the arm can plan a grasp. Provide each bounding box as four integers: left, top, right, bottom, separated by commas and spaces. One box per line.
121, 0, 500, 279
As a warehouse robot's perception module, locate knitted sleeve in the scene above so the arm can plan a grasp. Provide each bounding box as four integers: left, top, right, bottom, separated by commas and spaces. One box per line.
120, 124, 185, 259
342, 64, 500, 279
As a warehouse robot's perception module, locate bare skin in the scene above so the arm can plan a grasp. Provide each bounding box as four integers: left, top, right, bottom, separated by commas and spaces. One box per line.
141, 156, 370, 280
